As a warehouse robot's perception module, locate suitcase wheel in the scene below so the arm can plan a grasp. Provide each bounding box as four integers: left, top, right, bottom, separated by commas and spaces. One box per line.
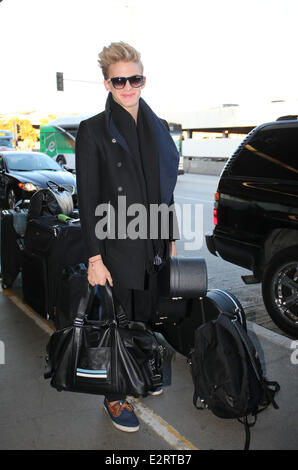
1, 274, 14, 289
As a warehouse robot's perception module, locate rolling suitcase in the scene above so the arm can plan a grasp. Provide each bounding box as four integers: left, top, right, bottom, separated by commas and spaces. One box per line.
23, 215, 87, 320
155, 289, 246, 357
54, 263, 88, 329
22, 247, 48, 316
0, 208, 28, 288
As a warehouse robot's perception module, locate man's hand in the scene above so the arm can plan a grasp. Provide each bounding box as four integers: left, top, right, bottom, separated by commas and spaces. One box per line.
88, 255, 113, 287
169, 241, 177, 257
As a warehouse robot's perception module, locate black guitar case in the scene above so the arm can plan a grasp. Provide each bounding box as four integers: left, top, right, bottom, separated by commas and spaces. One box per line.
155, 257, 246, 357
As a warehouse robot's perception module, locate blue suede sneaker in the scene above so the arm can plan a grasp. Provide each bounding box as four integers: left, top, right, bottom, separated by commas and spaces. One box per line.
104, 399, 140, 432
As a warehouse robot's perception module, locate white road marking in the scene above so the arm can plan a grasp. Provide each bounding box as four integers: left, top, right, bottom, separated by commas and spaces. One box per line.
3, 289, 55, 336
129, 397, 198, 450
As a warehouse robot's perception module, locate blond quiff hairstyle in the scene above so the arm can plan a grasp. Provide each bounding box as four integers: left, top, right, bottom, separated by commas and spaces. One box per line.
98, 42, 143, 80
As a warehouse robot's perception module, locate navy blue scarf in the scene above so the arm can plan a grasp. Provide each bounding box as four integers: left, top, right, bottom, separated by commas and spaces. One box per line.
105, 92, 179, 205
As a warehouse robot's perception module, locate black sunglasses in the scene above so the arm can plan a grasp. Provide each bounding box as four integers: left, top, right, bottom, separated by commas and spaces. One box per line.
107, 75, 144, 90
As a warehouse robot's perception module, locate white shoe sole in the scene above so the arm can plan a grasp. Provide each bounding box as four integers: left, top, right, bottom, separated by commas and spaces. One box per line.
104, 405, 140, 432
148, 388, 163, 396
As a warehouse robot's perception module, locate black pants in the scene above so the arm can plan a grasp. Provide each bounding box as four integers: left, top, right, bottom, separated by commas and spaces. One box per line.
105, 270, 159, 402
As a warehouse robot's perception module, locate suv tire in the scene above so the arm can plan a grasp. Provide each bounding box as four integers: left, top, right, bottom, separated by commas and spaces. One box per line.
262, 246, 298, 338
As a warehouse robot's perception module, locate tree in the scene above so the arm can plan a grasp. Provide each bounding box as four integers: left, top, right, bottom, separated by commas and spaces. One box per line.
40, 114, 57, 127
18, 119, 37, 143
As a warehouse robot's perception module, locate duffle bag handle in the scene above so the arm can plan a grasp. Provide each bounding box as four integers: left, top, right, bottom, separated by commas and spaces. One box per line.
74, 281, 123, 325
102, 282, 130, 326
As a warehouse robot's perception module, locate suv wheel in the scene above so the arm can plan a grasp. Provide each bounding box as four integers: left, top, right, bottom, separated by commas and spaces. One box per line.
262, 246, 298, 338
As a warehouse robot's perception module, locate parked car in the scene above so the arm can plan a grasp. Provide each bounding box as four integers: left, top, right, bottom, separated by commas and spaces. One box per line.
0, 151, 77, 209
205, 116, 298, 337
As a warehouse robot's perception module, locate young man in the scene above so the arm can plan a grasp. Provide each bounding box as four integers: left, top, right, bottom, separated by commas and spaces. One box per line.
75, 42, 179, 432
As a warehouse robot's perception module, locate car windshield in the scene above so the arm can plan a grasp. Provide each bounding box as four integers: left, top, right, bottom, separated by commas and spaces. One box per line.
0, 138, 13, 147
4, 152, 62, 171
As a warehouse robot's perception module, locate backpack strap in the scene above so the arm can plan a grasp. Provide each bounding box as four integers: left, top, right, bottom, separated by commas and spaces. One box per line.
260, 379, 280, 410
238, 415, 257, 450
187, 353, 205, 410
238, 380, 280, 450
229, 314, 281, 412
242, 416, 251, 451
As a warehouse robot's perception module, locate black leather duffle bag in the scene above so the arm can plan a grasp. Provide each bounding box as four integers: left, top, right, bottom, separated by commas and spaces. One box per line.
44, 282, 164, 397
158, 256, 208, 299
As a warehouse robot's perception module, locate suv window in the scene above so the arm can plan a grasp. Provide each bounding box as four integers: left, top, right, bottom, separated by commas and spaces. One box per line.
230, 125, 298, 180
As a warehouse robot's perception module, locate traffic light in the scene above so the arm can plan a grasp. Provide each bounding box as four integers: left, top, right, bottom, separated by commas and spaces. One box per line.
56, 72, 64, 91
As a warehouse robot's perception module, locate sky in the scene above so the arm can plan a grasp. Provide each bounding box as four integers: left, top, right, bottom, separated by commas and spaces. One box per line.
1, 0, 298, 118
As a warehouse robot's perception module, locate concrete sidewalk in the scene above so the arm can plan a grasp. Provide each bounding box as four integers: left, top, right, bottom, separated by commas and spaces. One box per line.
0, 278, 297, 451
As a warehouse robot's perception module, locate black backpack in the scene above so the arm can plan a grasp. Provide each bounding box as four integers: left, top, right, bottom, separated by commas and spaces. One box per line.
28, 181, 74, 220
188, 312, 280, 450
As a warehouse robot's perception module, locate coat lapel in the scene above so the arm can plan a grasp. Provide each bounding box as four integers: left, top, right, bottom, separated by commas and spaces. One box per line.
105, 93, 134, 159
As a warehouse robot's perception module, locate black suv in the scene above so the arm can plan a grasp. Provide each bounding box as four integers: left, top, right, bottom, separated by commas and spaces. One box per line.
206, 116, 298, 337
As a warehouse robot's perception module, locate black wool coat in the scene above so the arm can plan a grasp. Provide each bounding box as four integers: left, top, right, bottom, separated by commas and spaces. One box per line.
75, 93, 179, 290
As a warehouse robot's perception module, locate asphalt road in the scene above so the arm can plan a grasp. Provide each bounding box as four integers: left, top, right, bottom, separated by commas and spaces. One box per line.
173, 172, 289, 339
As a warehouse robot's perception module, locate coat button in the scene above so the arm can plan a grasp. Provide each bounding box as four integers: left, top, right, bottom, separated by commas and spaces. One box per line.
117, 161, 122, 167
117, 186, 123, 192
112, 138, 117, 143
